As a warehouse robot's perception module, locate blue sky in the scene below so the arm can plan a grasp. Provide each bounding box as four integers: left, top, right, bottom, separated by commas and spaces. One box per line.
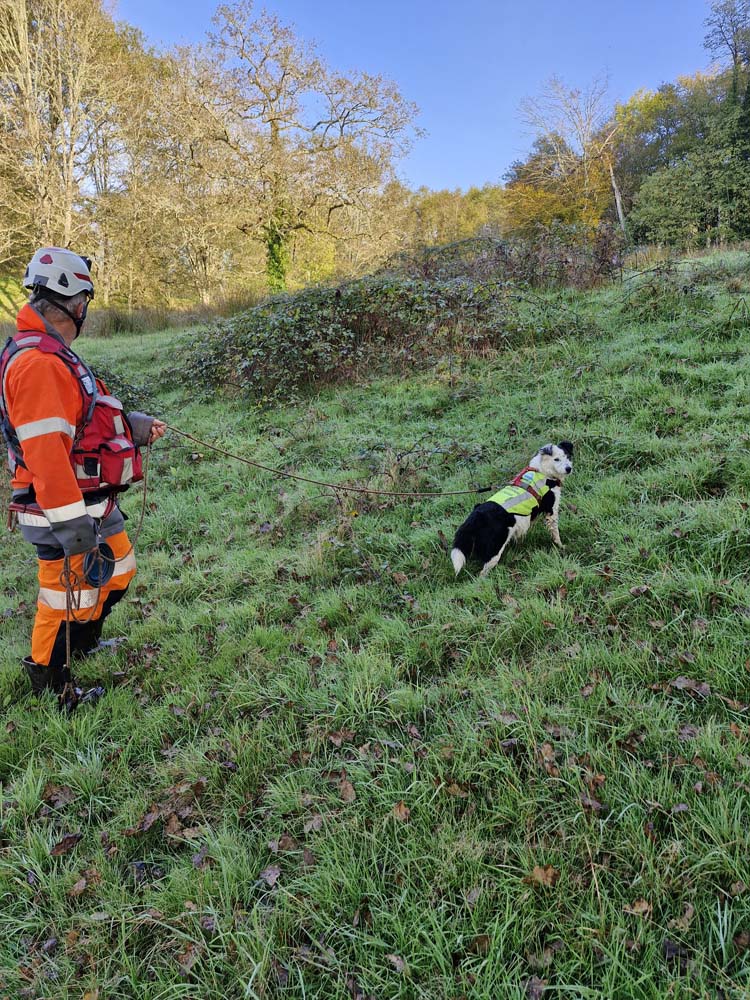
116, 0, 712, 190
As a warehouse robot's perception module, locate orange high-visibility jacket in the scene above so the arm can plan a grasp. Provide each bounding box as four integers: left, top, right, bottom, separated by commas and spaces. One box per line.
4, 304, 101, 551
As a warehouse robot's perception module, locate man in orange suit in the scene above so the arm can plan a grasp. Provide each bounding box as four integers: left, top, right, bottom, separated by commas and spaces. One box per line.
0, 248, 166, 707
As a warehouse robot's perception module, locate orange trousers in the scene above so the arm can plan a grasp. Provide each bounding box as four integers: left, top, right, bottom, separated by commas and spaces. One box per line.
32, 530, 137, 667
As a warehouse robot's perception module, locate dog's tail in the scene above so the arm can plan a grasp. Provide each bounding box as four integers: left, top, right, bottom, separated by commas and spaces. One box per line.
450, 547, 467, 575
451, 519, 475, 575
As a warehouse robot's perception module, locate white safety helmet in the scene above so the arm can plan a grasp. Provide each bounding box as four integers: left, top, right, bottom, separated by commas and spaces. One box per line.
23, 247, 94, 299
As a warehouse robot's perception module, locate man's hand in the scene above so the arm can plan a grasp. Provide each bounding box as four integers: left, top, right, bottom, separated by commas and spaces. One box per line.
127, 412, 167, 447
148, 419, 167, 444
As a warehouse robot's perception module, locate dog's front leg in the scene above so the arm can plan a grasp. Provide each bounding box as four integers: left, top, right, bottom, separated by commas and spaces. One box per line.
545, 490, 564, 548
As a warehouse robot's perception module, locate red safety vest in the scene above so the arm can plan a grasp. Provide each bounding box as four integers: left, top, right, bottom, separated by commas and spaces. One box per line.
0, 330, 143, 492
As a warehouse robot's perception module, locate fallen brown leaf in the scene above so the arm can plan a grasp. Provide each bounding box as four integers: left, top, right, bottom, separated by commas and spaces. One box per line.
259, 865, 281, 887
668, 903, 695, 931
465, 885, 482, 907
68, 877, 88, 898
525, 865, 560, 888
525, 976, 546, 999
392, 801, 411, 823
302, 847, 316, 867
50, 832, 83, 856
328, 729, 355, 747
176, 941, 202, 976
623, 898, 652, 917
42, 783, 76, 809
122, 805, 160, 837
468, 934, 490, 955
445, 782, 469, 798
191, 844, 212, 870
339, 778, 356, 803
386, 953, 407, 973
670, 676, 711, 698
303, 813, 324, 834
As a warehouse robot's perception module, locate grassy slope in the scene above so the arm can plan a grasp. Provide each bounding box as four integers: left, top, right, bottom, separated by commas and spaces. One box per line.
0, 264, 749, 998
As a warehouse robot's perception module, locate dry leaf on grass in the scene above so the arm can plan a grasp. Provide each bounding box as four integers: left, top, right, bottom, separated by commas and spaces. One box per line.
623, 898, 652, 917
339, 778, 356, 803
42, 783, 76, 808
50, 832, 83, 856
524, 865, 560, 888
670, 676, 711, 697
468, 934, 490, 955
465, 885, 482, 907
303, 813, 324, 834
259, 865, 281, 887
392, 800, 411, 822
524, 975, 546, 998
668, 903, 695, 931
386, 953, 407, 973
176, 941, 203, 976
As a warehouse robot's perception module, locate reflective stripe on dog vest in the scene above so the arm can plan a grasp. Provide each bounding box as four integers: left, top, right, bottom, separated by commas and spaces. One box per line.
488, 468, 554, 516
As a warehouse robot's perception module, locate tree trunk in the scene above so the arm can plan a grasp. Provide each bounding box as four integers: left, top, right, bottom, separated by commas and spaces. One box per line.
607, 158, 627, 236
265, 221, 288, 293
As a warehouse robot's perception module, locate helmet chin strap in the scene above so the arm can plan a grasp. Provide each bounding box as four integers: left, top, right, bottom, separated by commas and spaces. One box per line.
54, 299, 89, 338
34, 293, 89, 338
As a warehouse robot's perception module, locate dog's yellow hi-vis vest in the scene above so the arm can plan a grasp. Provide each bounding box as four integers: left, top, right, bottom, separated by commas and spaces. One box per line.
488, 468, 555, 516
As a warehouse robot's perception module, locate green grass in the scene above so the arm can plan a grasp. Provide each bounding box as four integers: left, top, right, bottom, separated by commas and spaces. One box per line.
1, 261, 750, 998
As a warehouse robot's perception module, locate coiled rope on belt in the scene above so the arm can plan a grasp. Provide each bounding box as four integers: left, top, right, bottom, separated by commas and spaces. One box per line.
60, 444, 152, 672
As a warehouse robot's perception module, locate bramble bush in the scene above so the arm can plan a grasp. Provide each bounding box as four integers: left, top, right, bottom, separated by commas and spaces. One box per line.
387, 224, 625, 288
620, 265, 715, 322
177, 272, 598, 406
91, 362, 156, 412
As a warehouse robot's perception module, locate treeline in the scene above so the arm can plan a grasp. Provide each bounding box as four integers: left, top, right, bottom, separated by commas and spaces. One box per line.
0, 0, 421, 307
426, 1, 750, 251
1, 0, 748, 312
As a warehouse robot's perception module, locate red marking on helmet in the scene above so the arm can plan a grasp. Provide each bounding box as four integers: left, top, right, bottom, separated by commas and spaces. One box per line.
74, 273, 92, 281
40, 253, 54, 264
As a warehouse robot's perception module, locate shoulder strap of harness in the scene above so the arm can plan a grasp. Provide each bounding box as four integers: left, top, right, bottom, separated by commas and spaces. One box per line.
510, 466, 562, 504
511, 466, 544, 503
0, 330, 98, 471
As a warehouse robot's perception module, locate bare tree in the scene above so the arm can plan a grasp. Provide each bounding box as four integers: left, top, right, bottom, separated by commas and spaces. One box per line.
198, 2, 420, 291
519, 75, 625, 232
704, 0, 750, 97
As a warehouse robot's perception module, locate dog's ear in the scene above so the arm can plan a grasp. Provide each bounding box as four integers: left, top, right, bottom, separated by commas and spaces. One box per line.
558, 441, 574, 458
540, 444, 555, 456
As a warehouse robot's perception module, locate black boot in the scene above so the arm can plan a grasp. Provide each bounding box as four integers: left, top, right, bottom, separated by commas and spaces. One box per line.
22, 656, 105, 712
22, 656, 69, 694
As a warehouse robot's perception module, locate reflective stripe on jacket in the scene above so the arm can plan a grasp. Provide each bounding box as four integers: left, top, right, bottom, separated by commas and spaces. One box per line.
488, 468, 554, 516
2, 305, 99, 552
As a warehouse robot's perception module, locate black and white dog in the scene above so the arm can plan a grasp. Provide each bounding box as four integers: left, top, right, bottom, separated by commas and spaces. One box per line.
450, 441, 574, 577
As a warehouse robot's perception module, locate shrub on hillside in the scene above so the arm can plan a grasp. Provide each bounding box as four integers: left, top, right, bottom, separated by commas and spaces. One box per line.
620, 267, 714, 322
386, 225, 625, 289
90, 362, 155, 412
177, 274, 598, 406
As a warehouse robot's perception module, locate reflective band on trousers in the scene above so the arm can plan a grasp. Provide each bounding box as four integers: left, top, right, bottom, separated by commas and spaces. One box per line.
111, 550, 136, 578
16, 416, 76, 442
38, 586, 99, 610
